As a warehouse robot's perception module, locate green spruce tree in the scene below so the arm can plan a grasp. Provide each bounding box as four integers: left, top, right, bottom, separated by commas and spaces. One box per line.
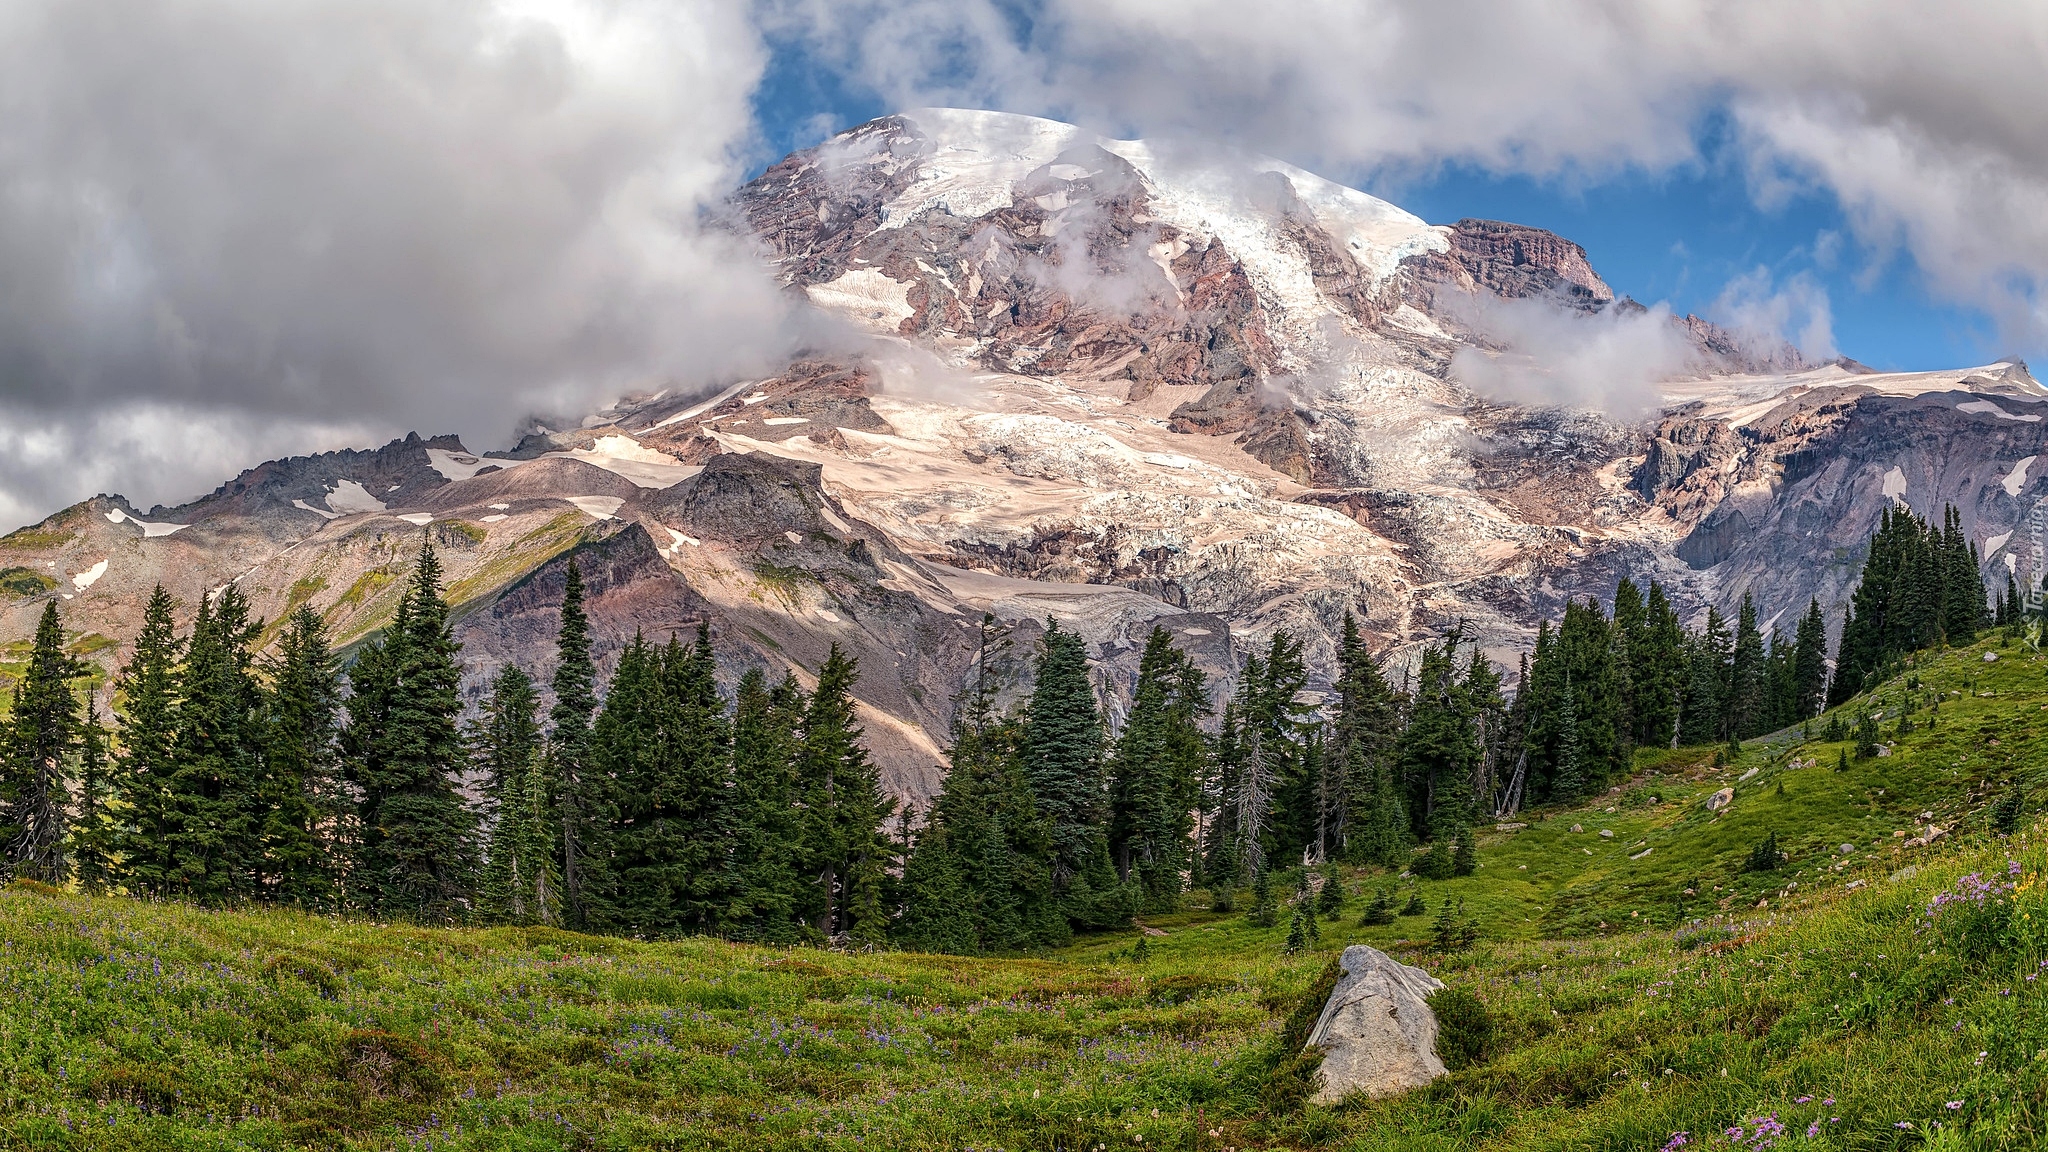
262, 606, 342, 907
475, 665, 546, 923
1, 602, 78, 884
547, 560, 607, 930
347, 545, 476, 920
113, 586, 182, 896
70, 694, 117, 895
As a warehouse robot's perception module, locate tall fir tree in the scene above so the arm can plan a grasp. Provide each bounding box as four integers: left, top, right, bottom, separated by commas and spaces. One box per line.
164, 587, 264, 903
547, 560, 607, 929
1019, 618, 1122, 929
1332, 613, 1405, 866
71, 694, 117, 895
1635, 581, 1686, 749
725, 669, 809, 942
603, 626, 736, 936
800, 645, 894, 940
2, 601, 78, 884
1679, 607, 1731, 745
348, 545, 475, 920
475, 665, 550, 923
113, 586, 182, 896
263, 606, 343, 906
1105, 627, 1207, 911
1244, 633, 1315, 861
1726, 593, 1768, 739
1399, 629, 1480, 839
1790, 598, 1829, 722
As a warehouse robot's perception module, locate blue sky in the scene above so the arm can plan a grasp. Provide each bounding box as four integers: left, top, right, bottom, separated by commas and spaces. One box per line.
749, 51, 2002, 375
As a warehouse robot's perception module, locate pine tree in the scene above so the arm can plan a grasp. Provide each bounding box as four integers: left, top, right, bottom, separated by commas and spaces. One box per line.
1679, 607, 1730, 745
726, 670, 809, 942
1416, 835, 1454, 880
2, 602, 78, 884
1283, 902, 1310, 954
1430, 896, 1463, 952
1727, 594, 1767, 738
475, 665, 546, 923
1551, 686, 1585, 801
1333, 613, 1406, 866
1634, 582, 1686, 750
1202, 700, 1244, 897
263, 606, 342, 907
1791, 599, 1829, 723
1244, 633, 1315, 861
1359, 886, 1396, 926
71, 694, 117, 895
800, 645, 894, 939
1105, 627, 1207, 912
1021, 619, 1105, 893
547, 560, 606, 930
1398, 628, 1482, 841
1316, 863, 1345, 919
896, 819, 977, 953
1452, 821, 1477, 877
113, 585, 182, 896
348, 545, 476, 920
164, 587, 264, 902
903, 617, 1066, 954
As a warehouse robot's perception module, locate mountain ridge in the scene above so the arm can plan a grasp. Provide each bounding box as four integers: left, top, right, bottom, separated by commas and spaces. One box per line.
3, 108, 2040, 806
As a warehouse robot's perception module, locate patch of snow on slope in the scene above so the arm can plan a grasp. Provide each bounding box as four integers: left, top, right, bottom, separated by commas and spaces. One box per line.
1987, 531, 2013, 555
426, 448, 500, 481
1958, 399, 2042, 422
651, 379, 756, 429
397, 513, 435, 525
292, 499, 339, 520
548, 435, 700, 489
1882, 466, 1908, 502
323, 480, 387, 515
72, 560, 107, 590
805, 268, 915, 328
566, 496, 625, 520
104, 507, 188, 537
2004, 456, 2037, 497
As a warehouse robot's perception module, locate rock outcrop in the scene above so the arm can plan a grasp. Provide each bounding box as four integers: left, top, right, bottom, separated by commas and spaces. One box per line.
1305, 945, 1448, 1104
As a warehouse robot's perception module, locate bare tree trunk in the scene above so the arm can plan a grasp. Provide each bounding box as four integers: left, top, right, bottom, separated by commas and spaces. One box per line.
1497, 747, 1528, 818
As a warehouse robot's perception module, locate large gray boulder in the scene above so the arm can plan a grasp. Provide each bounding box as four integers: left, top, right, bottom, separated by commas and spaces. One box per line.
1305, 944, 1448, 1104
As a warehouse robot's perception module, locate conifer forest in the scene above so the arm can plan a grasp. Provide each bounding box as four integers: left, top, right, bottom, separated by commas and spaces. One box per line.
0, 503, 2011, 955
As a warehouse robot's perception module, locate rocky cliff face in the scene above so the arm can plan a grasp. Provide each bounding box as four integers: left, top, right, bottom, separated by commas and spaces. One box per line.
2, 109, 2038, 805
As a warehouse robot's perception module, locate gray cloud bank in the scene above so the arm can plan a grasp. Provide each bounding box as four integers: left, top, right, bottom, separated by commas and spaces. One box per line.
0, 0, 794, 526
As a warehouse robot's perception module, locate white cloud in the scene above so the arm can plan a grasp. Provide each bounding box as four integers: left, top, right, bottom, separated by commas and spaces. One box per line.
0, 401, 386, 529
0, 0, 794, 517
773, 0, 2048, 353
1446, 295, 1690, 417
1713, 267, 1838, 363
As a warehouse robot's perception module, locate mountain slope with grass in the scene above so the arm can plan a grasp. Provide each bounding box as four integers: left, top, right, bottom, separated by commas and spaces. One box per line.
5, 632, 2046, 1151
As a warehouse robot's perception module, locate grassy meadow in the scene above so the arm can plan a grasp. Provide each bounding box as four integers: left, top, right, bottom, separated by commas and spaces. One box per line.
6, 634, 2048, 1149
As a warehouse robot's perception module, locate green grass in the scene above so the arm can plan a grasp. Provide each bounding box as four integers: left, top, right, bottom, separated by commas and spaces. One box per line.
0, 566, 57, 597
0, 526, 77, 550
6, 632, 2048, 1149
